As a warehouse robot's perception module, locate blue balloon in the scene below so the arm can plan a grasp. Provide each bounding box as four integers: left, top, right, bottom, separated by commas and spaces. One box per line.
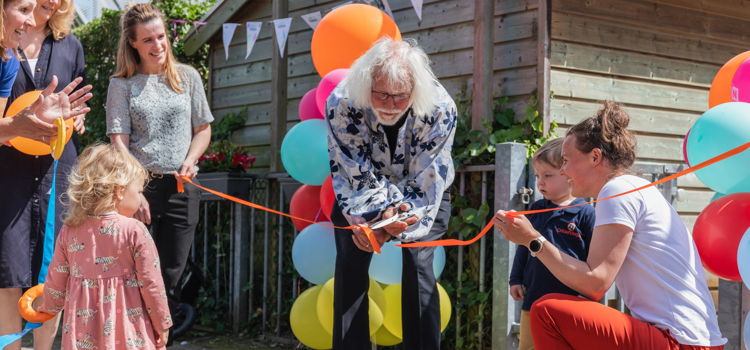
369, 242, 447, 285
369, 242, 403, 285
686, 102, 750, 194
738, 227, 750, 290
433, 246, 446, 279
292, 223, 336, 285
281, 119, 330, 185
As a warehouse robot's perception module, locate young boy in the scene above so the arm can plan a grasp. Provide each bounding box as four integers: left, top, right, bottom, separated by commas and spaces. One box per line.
508, 138, 595, 350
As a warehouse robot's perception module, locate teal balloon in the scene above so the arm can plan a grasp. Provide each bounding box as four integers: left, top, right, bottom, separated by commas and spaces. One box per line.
292, 223, 336, 285
686, 102, 750, 194
369, 242, 447, 285
710, 192, 725, 202
281, 119, 330, 185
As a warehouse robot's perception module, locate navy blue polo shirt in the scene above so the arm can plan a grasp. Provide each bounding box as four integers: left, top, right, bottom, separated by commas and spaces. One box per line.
509, 198, 595, 311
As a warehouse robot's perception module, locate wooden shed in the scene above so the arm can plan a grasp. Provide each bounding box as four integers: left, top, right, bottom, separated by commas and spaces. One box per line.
183, 0, 750, 345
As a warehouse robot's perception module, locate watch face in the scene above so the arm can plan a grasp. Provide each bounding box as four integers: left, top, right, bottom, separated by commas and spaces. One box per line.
530, 239, 541, 252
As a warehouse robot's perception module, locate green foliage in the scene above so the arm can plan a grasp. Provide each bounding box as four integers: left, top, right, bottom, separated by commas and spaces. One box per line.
452, 94, 558, 168
73, 9, 121, 148
73, 0, 216, 150
197, 109, 256, 172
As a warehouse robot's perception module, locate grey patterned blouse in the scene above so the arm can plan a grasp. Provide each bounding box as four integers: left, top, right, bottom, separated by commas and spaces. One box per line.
105, 64, 213, 174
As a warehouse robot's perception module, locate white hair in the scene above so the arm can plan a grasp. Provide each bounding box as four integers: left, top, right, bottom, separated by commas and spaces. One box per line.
344, 37, 437, 117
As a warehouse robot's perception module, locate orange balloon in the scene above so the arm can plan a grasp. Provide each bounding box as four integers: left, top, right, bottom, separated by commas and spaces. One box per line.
5, 90, 74, 156
709, 51, 750, 108
311, 4, 401, 77
18, 284, 55, 323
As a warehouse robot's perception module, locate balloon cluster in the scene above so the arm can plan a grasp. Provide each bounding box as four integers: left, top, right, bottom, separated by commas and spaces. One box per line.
685, 51, 750, 346
286, 7, 448, 347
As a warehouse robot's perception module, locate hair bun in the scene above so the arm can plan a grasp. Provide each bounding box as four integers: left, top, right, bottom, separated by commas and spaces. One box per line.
597, 101, 630, 140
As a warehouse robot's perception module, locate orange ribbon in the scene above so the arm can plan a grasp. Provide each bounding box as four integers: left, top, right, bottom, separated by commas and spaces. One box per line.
177, 176, 381, 253
397, 141, 750, 248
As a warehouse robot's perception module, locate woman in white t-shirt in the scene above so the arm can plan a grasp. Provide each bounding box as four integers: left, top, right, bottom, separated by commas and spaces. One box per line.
493, 101, 726, 349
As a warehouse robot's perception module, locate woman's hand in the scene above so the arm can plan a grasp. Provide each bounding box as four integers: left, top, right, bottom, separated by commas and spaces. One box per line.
176, 159, 197, 179
7, 110, 57, 142
492, 210, 540, 246
31, 76, 93, 123
134, 193, 152, 225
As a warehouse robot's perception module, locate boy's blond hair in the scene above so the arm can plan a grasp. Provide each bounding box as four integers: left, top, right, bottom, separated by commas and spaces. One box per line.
64, 143, 148, 227
532, 137, 564, 169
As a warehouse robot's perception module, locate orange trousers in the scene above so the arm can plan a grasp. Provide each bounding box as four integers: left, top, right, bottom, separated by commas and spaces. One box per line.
530, 293, 724, 350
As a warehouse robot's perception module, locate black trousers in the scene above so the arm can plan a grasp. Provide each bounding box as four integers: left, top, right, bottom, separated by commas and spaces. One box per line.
144, 175, 201, 314
331, 192, 451, 350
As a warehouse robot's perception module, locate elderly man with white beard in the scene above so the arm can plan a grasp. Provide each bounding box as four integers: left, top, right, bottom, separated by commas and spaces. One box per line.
325, 37, 457, 350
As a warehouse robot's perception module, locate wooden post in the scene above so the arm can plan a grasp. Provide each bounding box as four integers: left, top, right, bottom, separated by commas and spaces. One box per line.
472, 0, 494, 131
270, 0, 288, 172
719, 280, 750, 349
537, 0, 551, 134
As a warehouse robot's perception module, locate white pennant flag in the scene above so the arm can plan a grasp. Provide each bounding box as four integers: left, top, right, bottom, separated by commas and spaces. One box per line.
410, 0, 423, 21
245, 22, 262, 59
222, 23, 239, 60
272, 18, 293, 58
301, 11, 322, 30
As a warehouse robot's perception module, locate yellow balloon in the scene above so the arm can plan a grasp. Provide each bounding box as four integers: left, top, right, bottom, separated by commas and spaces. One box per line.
372, 325, 402, 346
381, 283, 453, 339
316, 277, 385, 337
437, 283, 452, 332
369, 278, 386, 312
290, 286, 332, 349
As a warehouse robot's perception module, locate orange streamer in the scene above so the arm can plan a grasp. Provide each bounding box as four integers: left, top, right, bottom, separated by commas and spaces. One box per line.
178, 176, 381, 253
397, 141, 750, 248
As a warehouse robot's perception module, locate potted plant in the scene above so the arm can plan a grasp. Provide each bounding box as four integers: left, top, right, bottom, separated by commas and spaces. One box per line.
196, 109, 257, 200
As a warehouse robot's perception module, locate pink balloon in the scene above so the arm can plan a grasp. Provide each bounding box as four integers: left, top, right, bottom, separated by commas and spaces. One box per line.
682, 128, 691, 167
299, 88, 324, 121
730, 57, 750, 102
316, 69, 349, 117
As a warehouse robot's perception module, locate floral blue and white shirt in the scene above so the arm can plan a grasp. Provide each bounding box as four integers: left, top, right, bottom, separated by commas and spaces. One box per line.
326, 81, 457, 242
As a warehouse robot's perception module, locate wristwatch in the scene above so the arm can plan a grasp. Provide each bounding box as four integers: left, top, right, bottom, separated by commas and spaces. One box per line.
528, 236, 547, 257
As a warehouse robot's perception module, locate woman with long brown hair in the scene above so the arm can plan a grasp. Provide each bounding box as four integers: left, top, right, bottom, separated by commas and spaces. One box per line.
106, 3, 212, 342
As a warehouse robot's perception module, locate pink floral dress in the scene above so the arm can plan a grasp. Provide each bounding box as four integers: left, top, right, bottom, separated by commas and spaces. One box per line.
40, 214, 172, 350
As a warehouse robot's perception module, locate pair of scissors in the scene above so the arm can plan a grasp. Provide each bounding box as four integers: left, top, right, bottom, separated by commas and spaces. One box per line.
370, 211, 413, 230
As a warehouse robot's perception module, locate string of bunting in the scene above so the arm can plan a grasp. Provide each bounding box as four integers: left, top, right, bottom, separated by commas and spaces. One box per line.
168, 0, 423, 61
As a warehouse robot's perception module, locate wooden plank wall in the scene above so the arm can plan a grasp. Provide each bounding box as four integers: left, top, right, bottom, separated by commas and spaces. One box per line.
547, 0, 749, 232
206, 0, 541, 173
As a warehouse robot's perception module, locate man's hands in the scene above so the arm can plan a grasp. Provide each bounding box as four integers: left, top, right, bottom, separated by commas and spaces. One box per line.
351, 204, 420, 252
379, 204, 419, 236
351, 224, 390, 253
